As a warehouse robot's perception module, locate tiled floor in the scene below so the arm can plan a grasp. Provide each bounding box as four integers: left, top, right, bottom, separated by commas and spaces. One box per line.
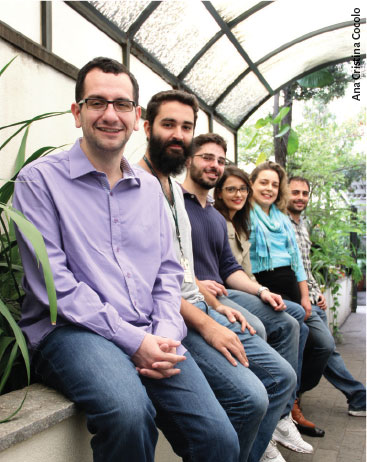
278, 293, 366, 462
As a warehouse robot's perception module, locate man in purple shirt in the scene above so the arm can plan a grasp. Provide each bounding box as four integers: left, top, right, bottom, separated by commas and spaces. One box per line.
13, 57, 239, 462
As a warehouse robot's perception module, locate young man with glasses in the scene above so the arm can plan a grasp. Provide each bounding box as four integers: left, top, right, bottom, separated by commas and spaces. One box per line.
288, 177, 366, 421
12, 57, 241, 462
137, 90, 297, 462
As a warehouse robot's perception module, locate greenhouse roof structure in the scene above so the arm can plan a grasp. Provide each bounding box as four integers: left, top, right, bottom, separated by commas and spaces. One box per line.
66, 0, 366, 132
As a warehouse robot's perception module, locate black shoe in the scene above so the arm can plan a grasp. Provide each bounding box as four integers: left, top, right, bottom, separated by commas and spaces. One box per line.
296, 423, 325, 437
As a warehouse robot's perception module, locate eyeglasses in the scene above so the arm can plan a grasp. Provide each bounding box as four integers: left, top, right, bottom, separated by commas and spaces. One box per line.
222, 186, 249, 195
78, 98, 136, 112
194, 153, 230, 166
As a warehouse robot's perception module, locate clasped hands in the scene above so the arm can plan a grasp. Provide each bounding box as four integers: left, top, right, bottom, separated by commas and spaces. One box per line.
132, 333, 186, 380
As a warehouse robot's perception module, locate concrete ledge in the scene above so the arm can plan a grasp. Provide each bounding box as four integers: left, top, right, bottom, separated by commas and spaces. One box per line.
0, 383, 180, 462
0, 383, 77, 452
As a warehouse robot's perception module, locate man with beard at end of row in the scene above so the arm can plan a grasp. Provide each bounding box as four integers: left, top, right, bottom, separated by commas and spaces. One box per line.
182, 133, 315, 460
137, 89, 296, 462
287, 176, 366, 422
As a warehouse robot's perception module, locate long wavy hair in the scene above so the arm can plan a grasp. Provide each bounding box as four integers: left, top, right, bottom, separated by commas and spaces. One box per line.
214, 166, 253, 239
250, 161, 289, 213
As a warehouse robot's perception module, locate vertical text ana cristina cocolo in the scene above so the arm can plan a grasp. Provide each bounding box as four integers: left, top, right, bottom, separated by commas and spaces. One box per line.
351, 8, 362, 101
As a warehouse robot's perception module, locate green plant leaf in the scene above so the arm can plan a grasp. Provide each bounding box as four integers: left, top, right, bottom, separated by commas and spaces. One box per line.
13, 126, 29, 175
0, 336, 15, 363
0, 146, 62, 204
287, 129, 299, 155
255, 118, 268, 129
256, 152, 267, 165
275, 124, 290, 138
0, 342, 19, 395
272, 107, 290, 124
1, 205, 57, 324
297, 69, 334, 88
0, 56, 17, 77
245, 132, 259, 149
0, 111, 70, 151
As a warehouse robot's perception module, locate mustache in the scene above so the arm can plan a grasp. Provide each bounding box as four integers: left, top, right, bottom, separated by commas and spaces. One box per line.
204, 167, 219, 174
165, 139, 185, 148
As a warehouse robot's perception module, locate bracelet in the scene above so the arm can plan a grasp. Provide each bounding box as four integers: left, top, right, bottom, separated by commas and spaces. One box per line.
257, 286, 269, 297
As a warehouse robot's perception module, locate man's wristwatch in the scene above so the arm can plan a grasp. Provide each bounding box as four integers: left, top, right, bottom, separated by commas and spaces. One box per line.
257, 286, 269, 298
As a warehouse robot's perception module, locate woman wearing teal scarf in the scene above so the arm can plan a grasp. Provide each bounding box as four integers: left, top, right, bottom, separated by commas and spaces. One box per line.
248, 162, 326, 442
249, 162, 309, 309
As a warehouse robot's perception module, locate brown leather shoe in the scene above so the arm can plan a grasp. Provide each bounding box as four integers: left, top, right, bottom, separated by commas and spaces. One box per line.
291, 399, 325, 437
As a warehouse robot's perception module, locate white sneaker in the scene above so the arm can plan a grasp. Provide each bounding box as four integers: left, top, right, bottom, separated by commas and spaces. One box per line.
273, 414, 313, 454
260, 440, 286, 462
348, 407, 366, 417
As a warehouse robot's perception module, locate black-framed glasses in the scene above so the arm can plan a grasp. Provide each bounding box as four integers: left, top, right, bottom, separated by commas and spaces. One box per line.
194, 153, 230, 166
78, 98, 136, 112
222, 186, 249, 195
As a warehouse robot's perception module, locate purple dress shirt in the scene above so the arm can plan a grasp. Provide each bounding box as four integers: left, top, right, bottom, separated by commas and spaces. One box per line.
13, 139, 186, 356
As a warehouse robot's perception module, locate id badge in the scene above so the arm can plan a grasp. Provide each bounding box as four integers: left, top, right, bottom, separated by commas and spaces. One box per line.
180, 256, 193, 283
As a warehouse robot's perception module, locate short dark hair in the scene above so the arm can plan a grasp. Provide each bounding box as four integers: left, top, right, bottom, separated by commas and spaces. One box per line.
146, 90, 199, 127
214, 165, 252, 239
250, 161, 288, 213
75, 57, 139, 104
288, 176, 310, 191
192, 133, 227, 155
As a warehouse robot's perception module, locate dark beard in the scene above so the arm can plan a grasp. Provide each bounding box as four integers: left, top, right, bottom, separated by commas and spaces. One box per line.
148, 133, 193, 176
189, 163, 221, 190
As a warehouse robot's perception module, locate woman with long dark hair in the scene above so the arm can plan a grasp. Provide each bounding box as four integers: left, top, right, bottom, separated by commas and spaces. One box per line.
214, 165, 254, 279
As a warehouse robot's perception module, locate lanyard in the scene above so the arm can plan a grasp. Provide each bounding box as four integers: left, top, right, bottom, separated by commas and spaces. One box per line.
143, 156, 185, 258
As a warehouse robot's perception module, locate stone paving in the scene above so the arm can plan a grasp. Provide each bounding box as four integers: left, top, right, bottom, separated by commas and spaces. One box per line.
278, 292, 366, 462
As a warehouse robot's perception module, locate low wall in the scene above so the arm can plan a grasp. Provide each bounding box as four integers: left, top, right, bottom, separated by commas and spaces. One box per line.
324, 276, 353, 330
0, 383, 180, 462
0, 277, 354, 460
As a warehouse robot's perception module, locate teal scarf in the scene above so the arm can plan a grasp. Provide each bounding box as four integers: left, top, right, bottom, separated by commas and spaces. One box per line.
250, 204, 299, 273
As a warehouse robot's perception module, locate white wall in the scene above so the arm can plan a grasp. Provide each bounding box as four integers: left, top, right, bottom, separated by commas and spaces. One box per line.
0, 41, 80, 184
0, 1, 41, 44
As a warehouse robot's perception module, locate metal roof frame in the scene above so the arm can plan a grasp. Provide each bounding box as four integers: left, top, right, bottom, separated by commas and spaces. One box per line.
65, 1, 366, 132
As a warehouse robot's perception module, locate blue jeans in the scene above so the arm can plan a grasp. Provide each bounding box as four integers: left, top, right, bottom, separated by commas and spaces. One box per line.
221, 290, 308, 416
33, 326, 240, 462
183, 303, 296, 462
300, 306, 334, 393
302, 305, 366, 409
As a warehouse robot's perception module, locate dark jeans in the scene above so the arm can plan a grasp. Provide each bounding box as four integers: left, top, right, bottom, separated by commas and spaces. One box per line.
302, 305, 366, 410
33, 326, 240, 462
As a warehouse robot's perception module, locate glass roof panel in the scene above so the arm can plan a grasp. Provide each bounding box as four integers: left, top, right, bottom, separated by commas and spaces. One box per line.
134, 0, 220, 76
183, 35, 249, 105
232, 0, 356, 63
90, 0, 150, 31
259, 27, 360, 90
210, 0, 260, 22
216, 72, 267, 126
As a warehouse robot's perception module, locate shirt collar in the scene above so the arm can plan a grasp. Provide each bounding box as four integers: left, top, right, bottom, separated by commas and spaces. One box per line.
181, 185, 214, 207
288, 212, 304, 226
69, 138, 140, 185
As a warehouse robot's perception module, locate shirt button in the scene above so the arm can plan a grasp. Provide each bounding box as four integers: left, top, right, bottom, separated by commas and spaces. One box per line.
113, 218, 118, 223
116, 247, 120, 253
126, 272, 131, 278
